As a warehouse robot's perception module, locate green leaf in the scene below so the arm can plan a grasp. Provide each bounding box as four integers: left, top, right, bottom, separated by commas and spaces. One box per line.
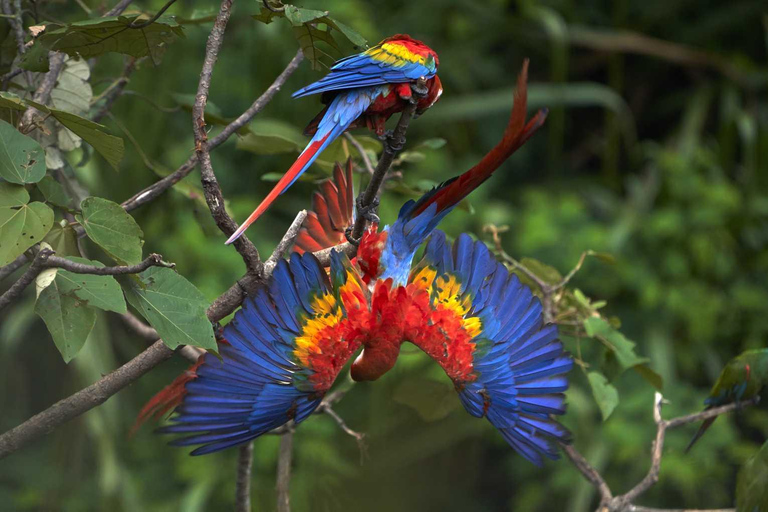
584, 317, 649, 371
322, 17, 367, 47
0, 119, 46, 184
519, 257, 562, 285
0, 182, 30, 207
34, 15, 184, 65
292, 23, 339, 70
43, 221, 80, 257
417, 138, 447, 150
392, 378, 460, 422
55, 257, 127, 314
122, 267, 215, 351
235, 119, 305, 155
0, 202, 54, 265
0, 91, 27, 112
633, 364, 664, 390
35, 279, 97, 363
77, 197, 143, 265
316, 135, 382, 169
737, 440, 768, 512
19, 41, 50, 72
26, 100, 124, 171
587, 371, 619, 420
284, 6, 327, 25
36, 176, 71, 208
251, 7, 283, 25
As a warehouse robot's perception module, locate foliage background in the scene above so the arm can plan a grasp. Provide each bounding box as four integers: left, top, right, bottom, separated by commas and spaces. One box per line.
1, 0, 767, 510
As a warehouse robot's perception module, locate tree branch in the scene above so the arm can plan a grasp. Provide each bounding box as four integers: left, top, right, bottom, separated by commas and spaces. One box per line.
192, 0, 264, 273
344, 133, 375, 175
92, 57, 137, 123
264, 210, 307, 274
121, 50, 303, 213
45, 252, 174, 275
563, 392, 759, 512
276, 429, 294, 512
350, 78, 428, 241
19, 53, 66, 131
0, 248, 53, 311
235, 442, 254, 512
104, 0, 134, 16
128, 0, 177, 28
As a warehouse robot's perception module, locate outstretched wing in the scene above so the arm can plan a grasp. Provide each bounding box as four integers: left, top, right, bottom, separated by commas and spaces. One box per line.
407, 232, 573, 466
159, 252, 366, 455
293, 160, 355, 254
293, 39, 437, 98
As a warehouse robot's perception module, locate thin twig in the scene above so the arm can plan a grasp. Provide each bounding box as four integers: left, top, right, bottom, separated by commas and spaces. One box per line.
121, 50, 303, 212
2, 0, 26, 55
18, 52, 66, 130
45, 253, 173, 275
104, 0, 134, 16
563, 392, 759, 512
350, 78, 428, 241
128, 0, 177, 28
193, 0, 262, 274
92, 57, 137, 123
264, 210, 307, 274
235, 442, 254, 512
0, 248, 52, 311
276, 429, 294, 512
344, 133, 375, 175
319, 403, 366, 462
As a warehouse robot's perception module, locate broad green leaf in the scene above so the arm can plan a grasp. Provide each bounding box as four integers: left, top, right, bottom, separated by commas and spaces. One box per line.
34, 15, 184, 65
519, 257, 562, 285
587, 371, 619, 420
284, 6, 326, 25
322, 17, 367, 47
35, 279, 97, 362
292, 23, 339, 70
50, 57, 91, 114
0, 202, 54, 265
77, 197, 143, 265
584, 317, 649, 371
0, 182, 29, 207
35, 268, 58, 298
633, 364, 664, 390
737, 440, 768, 512
392, 378, 460, 422
0, 91, 27, 112
19, 41, 50, 72
43, 221, 80, 257
316, 135, 382, 169
236, 119, 305, 155
55, 257, 127, 314
251, 7, 283, 24
122, 267, 216, 351
26, 100, 124, 171
0, 119, 46, 184
36, 176, 71, 208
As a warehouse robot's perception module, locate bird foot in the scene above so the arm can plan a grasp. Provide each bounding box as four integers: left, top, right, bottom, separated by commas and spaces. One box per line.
356, 195, 380, 224
410, 78, 428, 102
345, 226, 360, 247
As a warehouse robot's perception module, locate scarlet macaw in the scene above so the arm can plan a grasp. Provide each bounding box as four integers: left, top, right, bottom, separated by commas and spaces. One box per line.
141, 62, 572, 466
226, 34, 442, 244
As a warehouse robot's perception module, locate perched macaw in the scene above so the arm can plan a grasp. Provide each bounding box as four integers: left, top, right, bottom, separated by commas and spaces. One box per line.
225, 34, 442, 245
686, 349, 768, 453
139, 61, 572, 466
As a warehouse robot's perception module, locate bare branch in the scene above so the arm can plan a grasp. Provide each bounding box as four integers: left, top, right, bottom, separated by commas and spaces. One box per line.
18, 53, 66, 130
319, 403, 366, 462
344, 133, 375, 175
264, 210, 307, 274
0, 248, 53, 311
128, 0, 177, 28
235, 442, 254, 512
0, 251, 34, 282
45, 252, 174, 275
350, 78, 428, 241
120, 50, 302, 213
2, 0, 26, 56
558, 441, 612, 505
276, 429, 294, 512
629, 507, 734, 512
563, 392, 759, 512
92, 57, 138, 123
104, 0, 134, 16
0, 340, 175, 460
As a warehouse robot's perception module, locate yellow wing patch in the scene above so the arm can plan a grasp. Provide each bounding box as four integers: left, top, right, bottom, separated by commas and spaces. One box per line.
365, 43, 427, 67
410, 267, 482, 338
294, 293, 343, 366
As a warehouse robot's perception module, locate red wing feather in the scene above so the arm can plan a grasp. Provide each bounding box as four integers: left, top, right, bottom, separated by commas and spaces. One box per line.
293, 159, 356, 254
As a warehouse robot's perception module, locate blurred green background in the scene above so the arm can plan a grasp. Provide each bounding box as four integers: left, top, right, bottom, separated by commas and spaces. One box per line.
2, 0, 768, 510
